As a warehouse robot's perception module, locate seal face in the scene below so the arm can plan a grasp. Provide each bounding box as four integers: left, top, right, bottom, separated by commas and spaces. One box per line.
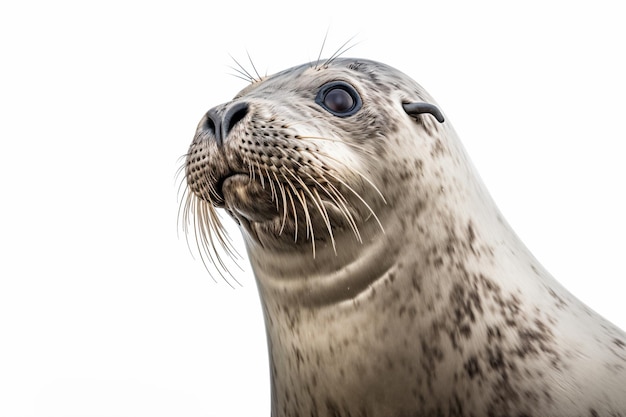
182, 58, 626, 416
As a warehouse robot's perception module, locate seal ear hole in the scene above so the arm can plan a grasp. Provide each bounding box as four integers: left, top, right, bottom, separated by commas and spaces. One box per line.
402, 102, 445, 123
316, 81, 362, 117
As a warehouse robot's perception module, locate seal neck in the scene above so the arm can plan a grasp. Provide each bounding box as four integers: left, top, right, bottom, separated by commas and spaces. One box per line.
244, 217, 399, 308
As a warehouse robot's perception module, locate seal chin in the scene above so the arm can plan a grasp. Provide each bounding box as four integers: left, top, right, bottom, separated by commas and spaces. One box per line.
221, 174, 278, 223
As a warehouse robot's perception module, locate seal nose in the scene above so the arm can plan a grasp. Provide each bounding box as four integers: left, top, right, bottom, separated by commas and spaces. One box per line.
202, 102, 249, 147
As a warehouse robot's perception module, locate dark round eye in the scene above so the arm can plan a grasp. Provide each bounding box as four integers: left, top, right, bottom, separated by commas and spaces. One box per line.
324, 88, 354, 113
315, 81, 362, 117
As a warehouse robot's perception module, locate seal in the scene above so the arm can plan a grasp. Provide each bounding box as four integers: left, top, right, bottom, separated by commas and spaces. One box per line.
182, 58, 626, 416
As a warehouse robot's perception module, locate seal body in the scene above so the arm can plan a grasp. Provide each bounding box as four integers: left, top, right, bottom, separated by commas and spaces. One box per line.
184, 58, 626, 416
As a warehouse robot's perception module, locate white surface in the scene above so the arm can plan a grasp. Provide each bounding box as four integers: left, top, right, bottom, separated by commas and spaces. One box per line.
1, 1, 624, 416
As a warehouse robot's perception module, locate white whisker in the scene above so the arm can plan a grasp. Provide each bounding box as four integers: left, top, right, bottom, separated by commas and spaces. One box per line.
273, 170, 289, 235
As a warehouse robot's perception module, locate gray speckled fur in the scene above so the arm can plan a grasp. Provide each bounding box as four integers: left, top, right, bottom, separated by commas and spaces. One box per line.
186, 58, 626, 416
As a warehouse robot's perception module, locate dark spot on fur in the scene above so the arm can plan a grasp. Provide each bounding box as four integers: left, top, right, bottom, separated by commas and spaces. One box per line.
467, 221, 477, 254
487, 326, 503, 343
547, 287, 568, 309
514, 319, 561, 368
430, 138, 446, 157
464, 356, 482, 379
411, 274, 423, 293
325, 399, 343, 417
415, 159, 424, 175
448, 283, 482, 348
487, 346, 505, 371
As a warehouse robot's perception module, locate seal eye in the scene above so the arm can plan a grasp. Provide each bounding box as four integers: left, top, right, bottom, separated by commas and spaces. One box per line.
324, 89, 353, 113
316, 81, 362, 117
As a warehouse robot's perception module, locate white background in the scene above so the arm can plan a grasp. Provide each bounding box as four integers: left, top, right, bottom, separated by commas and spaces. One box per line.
1, 1, 625, 416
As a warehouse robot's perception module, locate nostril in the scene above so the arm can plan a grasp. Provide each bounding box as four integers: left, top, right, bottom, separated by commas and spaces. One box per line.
205, 116, 216, 136
203, 108, 221, 139
222, 102, 249, 139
